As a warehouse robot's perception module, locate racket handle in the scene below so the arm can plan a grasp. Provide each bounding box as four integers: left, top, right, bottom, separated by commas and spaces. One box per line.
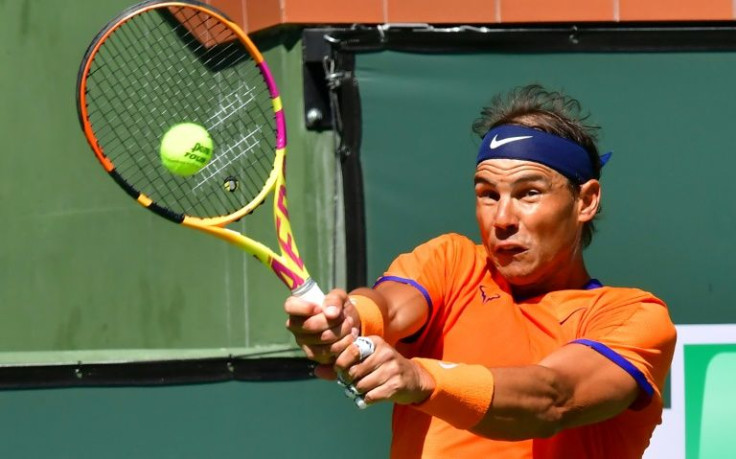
292, 278, 325, 304
291, 279, 372, 409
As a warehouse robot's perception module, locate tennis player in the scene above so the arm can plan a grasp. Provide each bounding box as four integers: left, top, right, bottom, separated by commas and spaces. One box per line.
285, 84, 676, 458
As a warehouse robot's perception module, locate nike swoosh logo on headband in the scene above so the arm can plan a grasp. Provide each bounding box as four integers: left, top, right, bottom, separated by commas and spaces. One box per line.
490, 134, 533, 149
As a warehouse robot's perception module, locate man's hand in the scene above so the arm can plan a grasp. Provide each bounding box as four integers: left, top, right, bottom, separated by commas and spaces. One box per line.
328, 336, 435, 406
284, 289, 360, 365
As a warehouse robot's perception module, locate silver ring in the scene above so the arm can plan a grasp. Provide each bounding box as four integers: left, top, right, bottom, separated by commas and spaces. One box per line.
354, 336, 375, 361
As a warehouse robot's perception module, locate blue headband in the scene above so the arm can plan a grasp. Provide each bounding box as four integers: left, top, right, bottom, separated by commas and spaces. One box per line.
476, 125, 611, 183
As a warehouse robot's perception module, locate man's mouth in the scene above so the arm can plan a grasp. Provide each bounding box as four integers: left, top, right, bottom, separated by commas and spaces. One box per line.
493, 243, 527, 256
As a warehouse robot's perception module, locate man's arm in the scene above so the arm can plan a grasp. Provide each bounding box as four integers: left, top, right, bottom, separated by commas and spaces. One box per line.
350, 282, 429, 345
337, 340, 640, 440
470, 342, 638, 439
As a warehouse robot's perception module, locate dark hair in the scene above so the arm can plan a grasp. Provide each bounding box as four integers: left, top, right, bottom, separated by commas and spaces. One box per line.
472, 84, 603, 248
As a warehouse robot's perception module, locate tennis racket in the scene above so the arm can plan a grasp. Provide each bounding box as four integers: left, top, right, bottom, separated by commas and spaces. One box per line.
76, 0, 371, 406
77, 0, 322, 299
77, 0, 366, 408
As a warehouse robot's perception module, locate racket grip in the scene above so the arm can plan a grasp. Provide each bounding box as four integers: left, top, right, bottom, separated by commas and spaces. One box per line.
292, 278, 325, 304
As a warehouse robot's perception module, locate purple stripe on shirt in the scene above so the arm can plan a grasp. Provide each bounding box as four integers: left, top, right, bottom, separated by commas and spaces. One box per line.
573, 338, 654, 408
373, 275, 433, 343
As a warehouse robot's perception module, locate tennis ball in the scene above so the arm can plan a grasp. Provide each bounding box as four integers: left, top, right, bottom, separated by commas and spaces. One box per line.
160, 122, 214, 176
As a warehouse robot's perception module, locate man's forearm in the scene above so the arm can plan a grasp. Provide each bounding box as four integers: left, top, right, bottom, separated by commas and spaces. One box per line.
349, 284, 428, 345
470, 365, 570, 440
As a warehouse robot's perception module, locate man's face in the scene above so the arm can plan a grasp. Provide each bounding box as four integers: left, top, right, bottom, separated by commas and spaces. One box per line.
474, 158, 590, 290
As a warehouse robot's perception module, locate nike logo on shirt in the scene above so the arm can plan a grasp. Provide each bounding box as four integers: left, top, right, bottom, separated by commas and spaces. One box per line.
490, 134, 533, 149
479, 286, 500, 303
559, 307, 585, 325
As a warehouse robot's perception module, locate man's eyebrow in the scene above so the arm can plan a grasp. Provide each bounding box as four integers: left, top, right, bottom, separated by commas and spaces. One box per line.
514, 174, 551, 185
474, 176, 490, 186
473, 174, 551, 186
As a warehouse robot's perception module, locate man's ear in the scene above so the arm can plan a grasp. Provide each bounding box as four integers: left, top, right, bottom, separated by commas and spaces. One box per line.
577, 179, 601, 223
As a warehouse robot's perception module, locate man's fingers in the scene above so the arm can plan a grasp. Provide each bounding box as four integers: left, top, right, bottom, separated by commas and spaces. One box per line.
285, 312, 332, 334
314, 364, 337, 381
283, 295, 321, 317
285, 289, 347, 321
334, 335, 381, 380
300, 344, 333, 364
284, 290, 357, 365
285, 313, 354, 337
300, 331, 358, 364
294, 320, 356, 346
285, 314, 320, 334
333, 339, 364, 375
322, 290, 350, 320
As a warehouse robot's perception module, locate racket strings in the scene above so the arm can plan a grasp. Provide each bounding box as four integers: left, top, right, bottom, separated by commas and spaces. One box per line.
124, 13, 230, 214
164, 8, 280, 212
83, 5, 279, 220
94, 20, 216, 216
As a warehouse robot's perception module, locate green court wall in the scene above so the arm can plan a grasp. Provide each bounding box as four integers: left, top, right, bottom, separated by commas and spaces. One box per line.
0, 381, 392, 458
357, 50, 736, 327
0, 0, 339, 358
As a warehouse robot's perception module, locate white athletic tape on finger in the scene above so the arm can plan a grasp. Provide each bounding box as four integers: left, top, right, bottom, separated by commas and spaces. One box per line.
338, 380, 357, 399
354, 336, 375, 361
354, 397, 367, 409
336, 338, 374, 410
337, 378, 367, 409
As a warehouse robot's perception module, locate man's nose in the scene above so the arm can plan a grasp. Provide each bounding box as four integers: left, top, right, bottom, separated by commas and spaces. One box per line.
493, 196, 518, 232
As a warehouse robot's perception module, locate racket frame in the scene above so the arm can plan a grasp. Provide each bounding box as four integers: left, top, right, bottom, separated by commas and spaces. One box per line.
78, 0, 370, 407
76, 0, 319, 298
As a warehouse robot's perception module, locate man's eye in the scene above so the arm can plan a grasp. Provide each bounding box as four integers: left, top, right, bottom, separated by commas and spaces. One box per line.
476, 189, 499, 201
522, 189, 542, 199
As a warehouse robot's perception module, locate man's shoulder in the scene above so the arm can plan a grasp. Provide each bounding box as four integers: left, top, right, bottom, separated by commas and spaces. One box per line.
594, 285, 666, 308
569, 286, 673, 335
421, 233, 483, 254
546, 285, 664, 307
389, 233, 485, 277
398, 233, 489, 283
545, 285, 669, 327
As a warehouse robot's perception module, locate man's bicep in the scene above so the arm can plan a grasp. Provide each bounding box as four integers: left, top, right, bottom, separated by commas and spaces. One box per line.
538, 343, 639, 429
372, 281, 430, 344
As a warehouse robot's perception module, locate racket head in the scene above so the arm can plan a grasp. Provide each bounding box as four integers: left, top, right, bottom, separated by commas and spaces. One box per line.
76, 0, 285, 227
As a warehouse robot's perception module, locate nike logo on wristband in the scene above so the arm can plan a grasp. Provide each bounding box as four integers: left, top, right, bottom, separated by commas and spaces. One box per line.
438, 362, 458, 369
490, 134, 532, 149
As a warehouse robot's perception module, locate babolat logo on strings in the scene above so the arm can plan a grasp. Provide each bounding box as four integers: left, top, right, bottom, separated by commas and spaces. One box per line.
184, 143, 212, 164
